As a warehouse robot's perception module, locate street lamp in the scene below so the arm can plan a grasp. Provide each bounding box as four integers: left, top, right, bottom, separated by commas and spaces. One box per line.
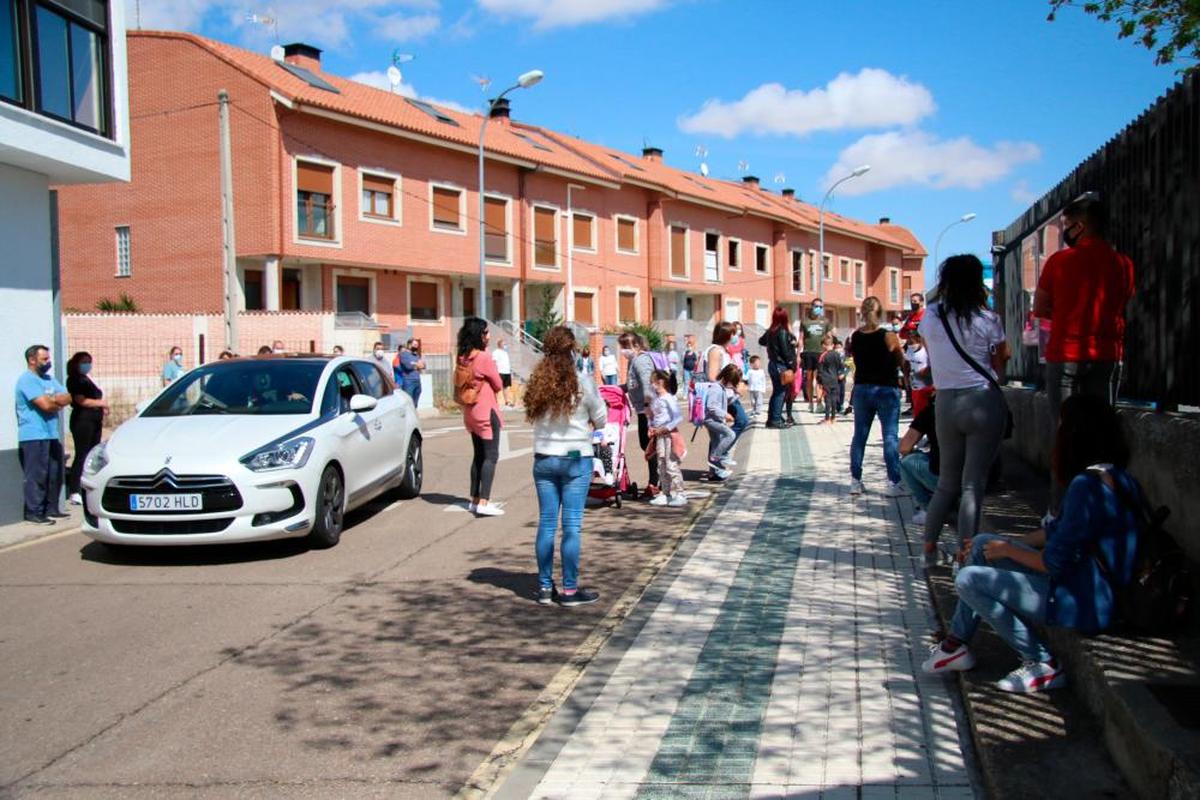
932, 212, 978, 271
817, 164, 870, 300
478, 70, 544, 322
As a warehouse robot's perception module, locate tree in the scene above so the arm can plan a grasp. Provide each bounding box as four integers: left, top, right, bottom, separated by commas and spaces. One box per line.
526, 286, 562, 343
1048, 1, 1200, 70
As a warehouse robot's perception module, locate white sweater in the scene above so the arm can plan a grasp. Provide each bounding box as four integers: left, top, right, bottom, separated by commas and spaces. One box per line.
533, 375, 607, 456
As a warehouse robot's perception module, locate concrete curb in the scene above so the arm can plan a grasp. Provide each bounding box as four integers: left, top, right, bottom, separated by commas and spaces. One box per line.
0, 523, 83, 554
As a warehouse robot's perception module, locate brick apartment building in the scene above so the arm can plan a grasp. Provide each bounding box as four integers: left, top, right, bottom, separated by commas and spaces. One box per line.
55, 31, 925, 354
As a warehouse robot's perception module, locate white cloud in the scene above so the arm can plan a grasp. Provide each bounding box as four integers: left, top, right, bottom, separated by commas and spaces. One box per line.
378, 12, 441, 41
125, 0, 220, 30
348, 71, 474, 115
678, 69, 936, 139
1011, 179, 1039, 205
476, 0, 672, 29
822, 130, 1041, 196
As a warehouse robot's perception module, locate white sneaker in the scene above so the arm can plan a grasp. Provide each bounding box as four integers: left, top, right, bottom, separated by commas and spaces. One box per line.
720, 457, 737, 467
667, 495, 688, 507
68, 492, 83, 506
710, 466, 732, 481
921, 641, 976, 674
912, 508, 928, 526
849, 479, 865, 495
996, 660, 1066, 693
884, 482, 908, 497
649, 494, 669, 506
475, 503, 505, 517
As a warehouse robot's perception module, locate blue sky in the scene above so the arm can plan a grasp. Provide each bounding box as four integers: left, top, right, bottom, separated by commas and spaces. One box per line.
130, 0, 1182, 284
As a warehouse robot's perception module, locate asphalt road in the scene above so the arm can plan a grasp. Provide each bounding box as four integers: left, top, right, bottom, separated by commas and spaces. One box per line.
0, 410, 720, 799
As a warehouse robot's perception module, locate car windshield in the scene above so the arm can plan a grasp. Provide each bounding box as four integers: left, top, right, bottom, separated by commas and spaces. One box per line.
142, 360, 327, 417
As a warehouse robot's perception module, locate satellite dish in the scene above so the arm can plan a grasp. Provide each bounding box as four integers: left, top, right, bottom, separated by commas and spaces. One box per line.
699, 162, 709, 177
774, 172, 786, 184
270, 44, 285, 61
387, 65, 403, 91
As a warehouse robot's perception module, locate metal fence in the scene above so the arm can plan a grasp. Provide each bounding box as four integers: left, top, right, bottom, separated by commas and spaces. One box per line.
993, 70, 1200, 410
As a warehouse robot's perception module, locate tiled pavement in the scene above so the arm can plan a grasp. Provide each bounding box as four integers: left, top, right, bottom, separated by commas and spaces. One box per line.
496, 416, 979, 800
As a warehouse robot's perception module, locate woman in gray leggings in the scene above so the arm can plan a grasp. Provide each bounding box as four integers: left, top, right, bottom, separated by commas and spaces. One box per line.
917, 255, 1011, 565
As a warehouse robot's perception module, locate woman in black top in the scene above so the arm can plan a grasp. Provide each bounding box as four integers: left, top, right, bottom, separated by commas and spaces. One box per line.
66, 351, 107, 504
846, 297, 905, 496
759, 306, 797, 428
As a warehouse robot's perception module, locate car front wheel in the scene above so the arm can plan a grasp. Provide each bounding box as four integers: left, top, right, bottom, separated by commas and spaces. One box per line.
308, 464, 344, 549
396, 435, 423, 499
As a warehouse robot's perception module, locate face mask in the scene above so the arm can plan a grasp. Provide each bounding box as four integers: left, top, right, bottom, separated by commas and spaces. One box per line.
172, 354, 183, 364
1062, 222, 1081, 247
730, 334, 740, 345
273, 347, 284, 354
911, 301, 921, 311
80, 363, 93, 375
373, 349, 384, 359
812, 306, 823, 316
621, 348, 634, 360
38, 361, 52, 376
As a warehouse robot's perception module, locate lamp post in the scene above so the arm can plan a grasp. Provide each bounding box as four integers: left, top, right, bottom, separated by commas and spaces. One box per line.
478, 69, 543, 322
817, 164, 870, 301
933, 212, 978, 271
566, 183, 585, 322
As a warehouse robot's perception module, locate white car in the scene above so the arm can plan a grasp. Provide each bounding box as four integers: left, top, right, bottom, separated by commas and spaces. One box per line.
80, 355, 422, 548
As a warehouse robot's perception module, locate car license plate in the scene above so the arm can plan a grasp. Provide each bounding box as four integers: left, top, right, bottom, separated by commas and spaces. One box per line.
128, 493, 202, 512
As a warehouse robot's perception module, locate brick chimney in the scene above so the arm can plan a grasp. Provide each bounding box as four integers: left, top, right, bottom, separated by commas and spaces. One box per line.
283, 42, 322, 72
781, 188, 795, 199
488, 97, 512, 127
642, 146, 663, 163
742, 175, 760, 189
879, 216, 892, 224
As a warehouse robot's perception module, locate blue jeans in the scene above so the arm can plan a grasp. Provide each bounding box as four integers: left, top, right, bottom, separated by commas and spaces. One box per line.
849, 384, 901, 483
951, 534, 1052, 662
767, 361, 787, 424
533, 454, 593, 590
899, 451, 937, 509
401, 379, 421, 408
603, 374, 618, 386
729, 398, 750, 441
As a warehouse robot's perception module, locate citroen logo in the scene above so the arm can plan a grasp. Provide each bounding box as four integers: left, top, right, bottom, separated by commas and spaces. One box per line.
164, 455, 173, 465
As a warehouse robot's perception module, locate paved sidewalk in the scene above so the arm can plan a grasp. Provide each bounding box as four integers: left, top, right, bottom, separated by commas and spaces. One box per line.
497, 416, 978, 799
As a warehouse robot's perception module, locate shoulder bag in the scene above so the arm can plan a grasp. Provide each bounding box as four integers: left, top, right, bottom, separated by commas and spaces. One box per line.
938, 308, 1013, 439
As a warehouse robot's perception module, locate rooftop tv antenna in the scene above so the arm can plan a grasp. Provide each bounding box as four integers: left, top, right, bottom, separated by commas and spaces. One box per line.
246, 11, 279, 43
470, 74, 492, 92
737, 160, 750, 173
388, 51, 414, 93
773, 172, 786, 184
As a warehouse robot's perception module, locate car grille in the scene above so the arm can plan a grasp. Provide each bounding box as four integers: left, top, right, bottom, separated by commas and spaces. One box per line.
111, 518, 234, 535
102, 470, 243, 515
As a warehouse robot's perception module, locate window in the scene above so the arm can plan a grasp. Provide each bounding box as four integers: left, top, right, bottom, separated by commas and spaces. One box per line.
336, 276, 369, 314
321, 367, 360, 415
889, 268, 900, 304
808, 251, 818, 292
728, 239, 740, 271
571, 212, 594, 251
533, 206, 557, 268
755, 301, 771, 328
360, 173, 394, 221
409, 280, 440, 322
704, 232, 720, 282
618, 290, 637, 323
724, 299, 742, 323
839, 257, 851, 284
490, 289, 505, 321
282, 268, 301, 310
669, 225, 687, 279
462, 286, 476, 317
297, 161, 335, 240
822, 253, 833, 281
114, 225, 129, 277
755, 244, 769, 274
5, 0, 111, 135
483, 196, 508, 261
903, 275, 913, 294
615, 216, 637, 253
791, 251, 804, 293
573, 291, 595, 326
431, 185, 463, 232
405, 97, 458, 126
854, 262, 865, 299
350, 361, 388, 399
243, 269, 264, 310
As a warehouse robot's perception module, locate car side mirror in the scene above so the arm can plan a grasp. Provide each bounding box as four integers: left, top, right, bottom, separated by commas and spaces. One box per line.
349, 394, 377, 413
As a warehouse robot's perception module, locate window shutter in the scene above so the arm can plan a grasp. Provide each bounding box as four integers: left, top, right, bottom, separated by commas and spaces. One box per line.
534, 207, 557, 267
432, 187, 461, 227
410, 281, 439, 320
670, 226, 686, 277
573, 293, 594, 326
362, 174, 393, 194
617, 218, 636, 251
618, 291, 636, 322
572, 214, 592, 249
484, 197, 507, 234
297, 162, 333, 194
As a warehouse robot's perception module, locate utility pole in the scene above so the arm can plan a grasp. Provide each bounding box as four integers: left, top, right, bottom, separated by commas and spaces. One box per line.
218, 90, 238, 352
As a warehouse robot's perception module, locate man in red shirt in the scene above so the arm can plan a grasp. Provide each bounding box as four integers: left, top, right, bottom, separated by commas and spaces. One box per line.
1033, 195, 1134, 514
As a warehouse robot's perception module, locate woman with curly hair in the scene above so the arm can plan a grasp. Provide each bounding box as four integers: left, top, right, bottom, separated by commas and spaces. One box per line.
526, 326, 607, 607
457, 317, 505, 516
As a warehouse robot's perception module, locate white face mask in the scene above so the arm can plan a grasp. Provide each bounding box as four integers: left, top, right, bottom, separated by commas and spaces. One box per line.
272, 347, 284, 354
172, 353, 183, 363
373, 349, 384, 359
621, 348, 634, 359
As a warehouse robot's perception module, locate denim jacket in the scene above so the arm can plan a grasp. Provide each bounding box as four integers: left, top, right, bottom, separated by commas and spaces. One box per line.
1043, 467, 1142, 631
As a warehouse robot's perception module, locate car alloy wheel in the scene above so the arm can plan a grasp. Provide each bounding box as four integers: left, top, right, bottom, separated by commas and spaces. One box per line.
398, 436, 423, 499
308, 464, 344, 548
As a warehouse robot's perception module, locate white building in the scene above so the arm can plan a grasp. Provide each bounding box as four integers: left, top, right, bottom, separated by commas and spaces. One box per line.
1, 0, 130, 523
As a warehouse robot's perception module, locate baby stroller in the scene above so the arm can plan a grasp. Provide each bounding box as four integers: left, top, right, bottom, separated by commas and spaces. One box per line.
589, 384, 634, 508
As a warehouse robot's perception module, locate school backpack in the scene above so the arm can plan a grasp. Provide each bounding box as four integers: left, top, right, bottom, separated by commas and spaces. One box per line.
688, 381, 713, 429
647, 350, 678, 395
453, 357, 479, 406
682, 349, 698, 374
1088, 468, 1193, 634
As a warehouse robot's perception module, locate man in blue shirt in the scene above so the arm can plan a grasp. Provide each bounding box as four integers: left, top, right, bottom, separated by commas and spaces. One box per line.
15, 345, 71, 524
392, 338, 424, 407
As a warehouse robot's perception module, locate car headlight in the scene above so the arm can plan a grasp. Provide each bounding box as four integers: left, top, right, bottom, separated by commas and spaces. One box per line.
242, 437, 314, 472
84, 443, 109, 475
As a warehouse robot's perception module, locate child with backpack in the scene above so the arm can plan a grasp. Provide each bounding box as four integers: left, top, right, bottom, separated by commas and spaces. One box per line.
646, 370, 688, 507
704, 364, 742, 481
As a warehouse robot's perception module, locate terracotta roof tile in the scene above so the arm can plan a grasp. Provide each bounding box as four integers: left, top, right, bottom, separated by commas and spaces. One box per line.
876, 223, 928, 257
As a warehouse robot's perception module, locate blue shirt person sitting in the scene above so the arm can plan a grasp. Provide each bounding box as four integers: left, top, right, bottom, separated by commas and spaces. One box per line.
14, 344, 71, 524
919, 395, 1142, 694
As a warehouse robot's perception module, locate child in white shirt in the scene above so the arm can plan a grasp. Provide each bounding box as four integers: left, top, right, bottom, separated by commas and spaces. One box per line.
746, 355, 767, 417
647, 370, 687, 507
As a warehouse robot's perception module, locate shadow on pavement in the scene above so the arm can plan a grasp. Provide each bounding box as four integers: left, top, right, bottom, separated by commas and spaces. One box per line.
468, 567, 540, 600
78, 537, 311, 566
